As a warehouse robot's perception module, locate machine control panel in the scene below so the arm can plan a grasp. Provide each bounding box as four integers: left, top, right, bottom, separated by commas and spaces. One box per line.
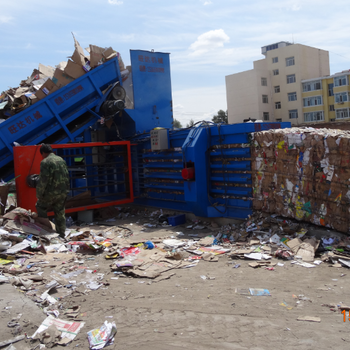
150, 129, 169, 151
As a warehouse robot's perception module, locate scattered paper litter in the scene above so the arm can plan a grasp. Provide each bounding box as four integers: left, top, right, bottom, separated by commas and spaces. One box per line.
297, 316, 321, 323
269, 234, 281, 244
162, 239, 186, 248
291, 261, 315, 268
4, 239, 31, 254
87, 321, 117, 349
32, 315, 85, 342
244, 253, 271, 260
87, 282, 103, 290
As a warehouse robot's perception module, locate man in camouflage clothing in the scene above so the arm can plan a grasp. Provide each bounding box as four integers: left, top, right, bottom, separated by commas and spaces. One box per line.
36, 144, 70, 238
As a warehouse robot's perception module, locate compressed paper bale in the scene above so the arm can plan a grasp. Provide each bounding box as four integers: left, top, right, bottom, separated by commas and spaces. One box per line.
337, 168, 350, 186
260, 173, 275, 193
267, 199, 276, 213
313, 143, 325, 162
251, 127, 350, 233
339, 138, 350, 154
315, 182, 329, 201
263, 147, 275, 158
328, 182, 346, 202
252, 198, 264, 210
340, 154, 350, 167
326, 135, 340, 153
301, 164, 314, 177
328, 201, 349, 219
299, 180, 314, 197
331, 217, 349, 233
328, 154, 342, 167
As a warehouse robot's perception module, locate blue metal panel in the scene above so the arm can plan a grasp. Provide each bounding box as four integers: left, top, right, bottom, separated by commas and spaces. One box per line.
134, 122, 291, 219
125, 50, 173, 134
133, 128, 191, 210
0, 57, 122, 175
179, 122, 292, 219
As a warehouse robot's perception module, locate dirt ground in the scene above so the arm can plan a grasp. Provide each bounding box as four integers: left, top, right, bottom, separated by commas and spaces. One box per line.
1, 209, 350, 350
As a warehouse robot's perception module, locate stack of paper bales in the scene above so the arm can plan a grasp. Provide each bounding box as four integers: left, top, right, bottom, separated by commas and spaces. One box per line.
252, 127, 350, 233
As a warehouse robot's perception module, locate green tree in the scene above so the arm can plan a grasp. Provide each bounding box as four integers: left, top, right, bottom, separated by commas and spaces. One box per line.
186, 118, 195, 128
173, 118, 182, 128
212, 110, 228, 124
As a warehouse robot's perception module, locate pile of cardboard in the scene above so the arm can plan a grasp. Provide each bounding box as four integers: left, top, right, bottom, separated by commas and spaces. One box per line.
0, 35, 125, 120
252, 127, 350, 233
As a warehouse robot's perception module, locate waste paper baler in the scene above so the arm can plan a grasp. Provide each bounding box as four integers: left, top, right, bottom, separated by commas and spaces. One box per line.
7, 48, 291, 219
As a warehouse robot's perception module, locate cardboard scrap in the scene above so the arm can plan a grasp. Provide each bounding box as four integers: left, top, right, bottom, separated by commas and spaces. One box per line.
286, 237, 319, 262
64, 60, 85, 79
202, 253, 219, 262
198, 236, 215, 246
154, 272, 176, 283
198, 246, 231, 255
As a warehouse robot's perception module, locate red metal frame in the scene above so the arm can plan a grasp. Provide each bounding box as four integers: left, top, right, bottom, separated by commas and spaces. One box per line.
14, 142, 134, 215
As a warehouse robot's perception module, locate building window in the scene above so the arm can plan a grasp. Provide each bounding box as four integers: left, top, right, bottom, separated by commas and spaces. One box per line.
286, 57, 295, 66
303, 96, 323, 107
261, 77, 267, 86
334, 75, 348, 87
328, 83, 334, 96
276, 118, 282, 122
288, 92, 297, 101
329, 105, 335, 111
304, 111, 324, 122
262, 95, 268, 103
303, 80, 321, 92
275, 102, 281, 109
273, 69, 279, 76
263, 112, 269, 121
336, 108, 349, 119
274, 86, 280, 93
335, 92, 349, 104
289, 109, 298, 119
287, 74, 296, 84
272, 57, 278, 63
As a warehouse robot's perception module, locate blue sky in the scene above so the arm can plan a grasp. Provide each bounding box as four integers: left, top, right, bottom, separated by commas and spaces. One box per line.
1, 0, 350, 126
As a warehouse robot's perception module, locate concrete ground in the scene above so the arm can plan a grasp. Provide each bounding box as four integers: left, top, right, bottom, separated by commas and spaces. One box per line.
0, 208, 349, 350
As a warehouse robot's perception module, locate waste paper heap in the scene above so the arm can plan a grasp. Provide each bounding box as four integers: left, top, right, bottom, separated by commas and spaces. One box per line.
1, 204, 350, 347
0, 35, 125, 120
252, 127, 350, 233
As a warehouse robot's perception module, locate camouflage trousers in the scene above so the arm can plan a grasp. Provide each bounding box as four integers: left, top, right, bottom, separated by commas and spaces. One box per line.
36, 195, 67, 237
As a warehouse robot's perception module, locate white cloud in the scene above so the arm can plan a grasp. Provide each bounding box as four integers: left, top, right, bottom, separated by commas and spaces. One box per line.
108, 0, 123, 5
173, 85, 227, 126
203, 1, 212, 5
0, 15, 13, 24
189, 29, 229, 56
285, 0, 301, 11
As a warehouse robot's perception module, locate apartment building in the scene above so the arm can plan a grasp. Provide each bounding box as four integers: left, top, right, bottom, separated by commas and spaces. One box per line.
225, 42, 330, 124
302, 72, 350, 123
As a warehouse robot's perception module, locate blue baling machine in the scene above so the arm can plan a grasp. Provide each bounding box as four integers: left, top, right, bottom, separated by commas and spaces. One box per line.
3, 48, 291, 220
